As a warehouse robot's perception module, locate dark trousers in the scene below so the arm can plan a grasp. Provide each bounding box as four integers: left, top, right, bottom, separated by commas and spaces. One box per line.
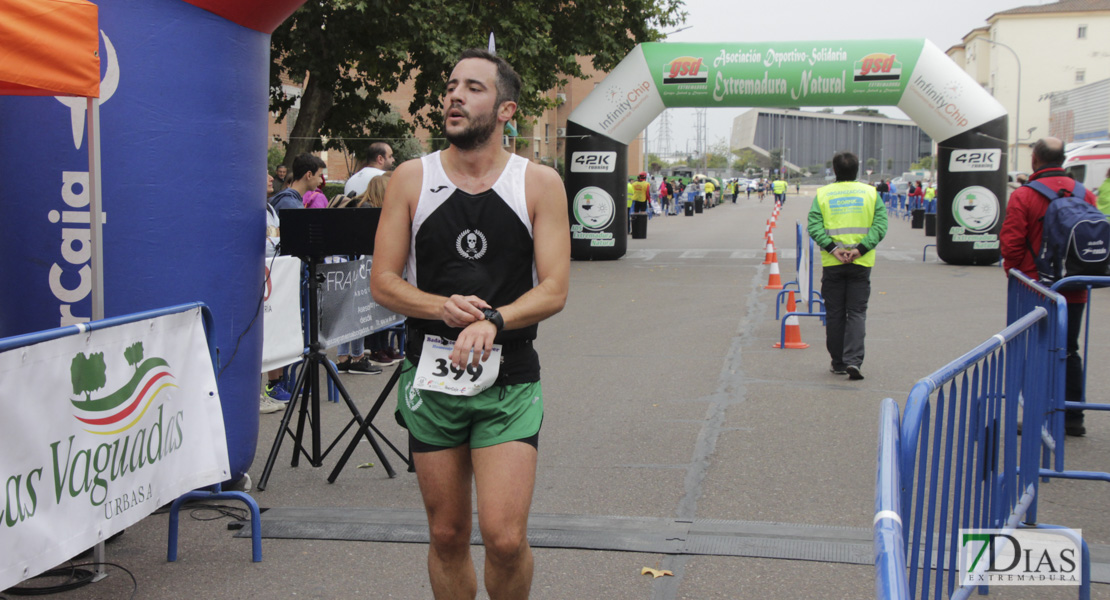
821, 263, 871, 369
1066, 302, 1086, 424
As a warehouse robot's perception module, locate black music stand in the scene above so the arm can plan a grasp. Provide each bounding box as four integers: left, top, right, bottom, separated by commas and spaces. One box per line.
257, 208, 409, 491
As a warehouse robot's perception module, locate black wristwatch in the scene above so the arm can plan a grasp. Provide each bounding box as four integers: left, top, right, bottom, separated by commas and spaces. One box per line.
482, 308, 504, 331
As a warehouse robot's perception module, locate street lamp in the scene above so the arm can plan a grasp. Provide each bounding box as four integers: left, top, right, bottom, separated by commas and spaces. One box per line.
981, 37, 1021, 172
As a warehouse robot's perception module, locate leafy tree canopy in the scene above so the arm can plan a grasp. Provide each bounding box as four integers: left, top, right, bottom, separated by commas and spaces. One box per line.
271, 0, 686, 163
843, 107, 887, 118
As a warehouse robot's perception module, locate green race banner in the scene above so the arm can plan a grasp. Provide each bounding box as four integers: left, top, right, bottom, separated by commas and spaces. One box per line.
642, 40, 922, 108
565, 39, 1009, 265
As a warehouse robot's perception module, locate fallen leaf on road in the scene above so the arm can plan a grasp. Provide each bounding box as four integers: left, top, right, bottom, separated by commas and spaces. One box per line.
641, 567, 673, 578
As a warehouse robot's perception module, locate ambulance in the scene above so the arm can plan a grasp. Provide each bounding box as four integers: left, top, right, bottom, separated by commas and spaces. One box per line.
1063, 140, 1110, 191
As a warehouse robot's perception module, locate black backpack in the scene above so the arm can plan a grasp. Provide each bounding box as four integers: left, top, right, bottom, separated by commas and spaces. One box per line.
1025, 180, 1110, 283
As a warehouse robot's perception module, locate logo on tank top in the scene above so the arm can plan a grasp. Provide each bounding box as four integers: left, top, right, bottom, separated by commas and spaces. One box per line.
456, 229, 488, 259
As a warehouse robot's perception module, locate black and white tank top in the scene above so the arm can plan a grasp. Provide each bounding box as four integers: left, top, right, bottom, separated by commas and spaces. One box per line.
406, 151, 540, 382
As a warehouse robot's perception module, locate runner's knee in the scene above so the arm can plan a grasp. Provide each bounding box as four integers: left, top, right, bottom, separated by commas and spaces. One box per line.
481, 526, 528, 563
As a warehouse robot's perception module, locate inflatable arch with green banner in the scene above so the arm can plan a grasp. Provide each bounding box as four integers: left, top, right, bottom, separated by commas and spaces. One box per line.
564, 39, 1008, 265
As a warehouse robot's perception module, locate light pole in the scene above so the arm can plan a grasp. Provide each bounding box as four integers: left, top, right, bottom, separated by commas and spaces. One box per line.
981, 37, 1021, 172
857, 122, 863, 168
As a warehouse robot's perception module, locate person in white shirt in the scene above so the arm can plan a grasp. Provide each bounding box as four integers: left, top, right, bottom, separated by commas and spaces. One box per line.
344, 142, 395, 196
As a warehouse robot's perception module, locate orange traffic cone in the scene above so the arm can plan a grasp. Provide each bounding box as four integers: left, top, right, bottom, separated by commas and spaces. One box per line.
773, 290, 810, 349
761, 239, 777, 264
769, 213, 777, 228
764, 257, 783, 289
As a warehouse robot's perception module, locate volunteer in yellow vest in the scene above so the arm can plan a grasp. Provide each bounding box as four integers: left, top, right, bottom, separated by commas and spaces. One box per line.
631, 172, 650, 213
772, 178, 787, 205
703, 179, 715, 206
807, 151, 888, 381
627, 177, 635, 230
923, 183, 936, 213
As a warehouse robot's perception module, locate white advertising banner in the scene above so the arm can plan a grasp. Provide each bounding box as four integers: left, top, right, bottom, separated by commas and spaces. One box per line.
567, 45, 665, 145
896, 39, 1007, 143
0, 308, 230, 590
262, 256, 304, 372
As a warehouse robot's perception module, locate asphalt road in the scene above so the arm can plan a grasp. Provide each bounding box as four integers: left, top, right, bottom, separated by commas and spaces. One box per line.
25, 189, 1109, 599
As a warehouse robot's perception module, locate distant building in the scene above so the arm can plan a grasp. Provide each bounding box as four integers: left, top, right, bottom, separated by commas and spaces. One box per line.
730, 108, 932, 178
947, 0, 1110, 171
1047, 77, 1110, 146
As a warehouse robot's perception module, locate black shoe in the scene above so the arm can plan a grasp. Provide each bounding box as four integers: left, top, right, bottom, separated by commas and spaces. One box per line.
829, 364, 847, 375
846, 365, 864, 380
337, 358, 351, 373
346, 356, 382, 375
1065, 422, 1086, 437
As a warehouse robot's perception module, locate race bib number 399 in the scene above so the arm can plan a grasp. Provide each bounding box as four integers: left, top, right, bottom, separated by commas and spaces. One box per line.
413, 335, 501, 396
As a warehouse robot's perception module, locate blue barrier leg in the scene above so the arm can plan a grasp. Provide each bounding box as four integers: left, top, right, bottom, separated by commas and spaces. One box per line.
167, 485, 263, 563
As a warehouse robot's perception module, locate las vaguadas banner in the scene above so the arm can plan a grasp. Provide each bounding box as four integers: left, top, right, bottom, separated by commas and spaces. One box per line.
0, 307, 230, 590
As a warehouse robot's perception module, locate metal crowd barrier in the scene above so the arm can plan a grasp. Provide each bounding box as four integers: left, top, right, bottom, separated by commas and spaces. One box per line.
776, 222, 826, 320
875, 302, 1093, 598
1006, 271, 1110, 482
875, 398, 909, 600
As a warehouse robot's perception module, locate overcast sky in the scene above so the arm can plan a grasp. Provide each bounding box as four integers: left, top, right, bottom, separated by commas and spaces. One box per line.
649, 0, 1043, 155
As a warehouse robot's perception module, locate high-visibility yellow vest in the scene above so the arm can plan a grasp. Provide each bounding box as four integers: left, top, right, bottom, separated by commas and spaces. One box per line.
773, 180, 786, 194
627, 182, 634, 208
815, 181, 879, 268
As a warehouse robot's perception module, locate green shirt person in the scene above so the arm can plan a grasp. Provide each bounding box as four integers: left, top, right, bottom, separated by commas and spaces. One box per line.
1097, 168, 1110, 218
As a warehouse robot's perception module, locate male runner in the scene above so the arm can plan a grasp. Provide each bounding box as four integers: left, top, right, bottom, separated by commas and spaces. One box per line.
370, 48, 570, 599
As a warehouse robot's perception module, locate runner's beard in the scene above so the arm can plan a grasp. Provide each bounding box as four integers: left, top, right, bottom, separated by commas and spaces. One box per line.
445, 106, 500, 151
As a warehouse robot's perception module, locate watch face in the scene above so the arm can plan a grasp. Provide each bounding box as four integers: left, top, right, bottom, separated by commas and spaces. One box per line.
952, 185, 999, 232
572, 186, 616, 231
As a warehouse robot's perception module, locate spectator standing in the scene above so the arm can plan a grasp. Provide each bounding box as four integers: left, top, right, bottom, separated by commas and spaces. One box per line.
1097, 167, 1110, 217
1000, 137, 1097, 436
261, 170, 289, 413
807, 151, 887, 381
345, 142, 396, 197
272, 164, 288, 195
269, 153, 326, 212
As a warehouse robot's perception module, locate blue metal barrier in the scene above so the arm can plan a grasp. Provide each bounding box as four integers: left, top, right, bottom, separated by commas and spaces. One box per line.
886, 304, 1096, 599
776, 223, 826, 320
875, 398, 910, 600
1006, 272, 1110, 484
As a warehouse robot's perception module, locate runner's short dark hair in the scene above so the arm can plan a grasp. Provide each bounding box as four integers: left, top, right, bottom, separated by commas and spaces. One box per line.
457, 48, 522, 108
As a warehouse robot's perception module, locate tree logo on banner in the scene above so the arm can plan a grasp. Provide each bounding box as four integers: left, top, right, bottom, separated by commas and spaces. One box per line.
952, 186, 1000, 233
572, 187, 616, 231
69, 345, 178, 436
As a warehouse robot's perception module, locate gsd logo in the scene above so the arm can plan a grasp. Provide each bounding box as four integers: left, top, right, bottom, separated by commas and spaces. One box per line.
662, 56, 706, 85
853, 53, 902, 82
69, 342, 177, 435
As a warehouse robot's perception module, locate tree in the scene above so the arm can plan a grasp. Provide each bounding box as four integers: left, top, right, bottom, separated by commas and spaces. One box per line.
732, 149, 759, 173
124, 342, 144, 372
886, 158, 894, 172
817, 108, 834, 113
270, 0, 686, 165
71, 352, 107, 402
865, 157, 878, 172
768, 148, 783, 171
912, 155, 934, 170
843, 107, 887, 118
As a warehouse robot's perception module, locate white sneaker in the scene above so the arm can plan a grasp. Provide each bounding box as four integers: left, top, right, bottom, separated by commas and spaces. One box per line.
259, 395, 283, 414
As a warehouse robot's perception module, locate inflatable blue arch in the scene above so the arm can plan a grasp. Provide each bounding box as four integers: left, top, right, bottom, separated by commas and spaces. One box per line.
0, 0, 303, 482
